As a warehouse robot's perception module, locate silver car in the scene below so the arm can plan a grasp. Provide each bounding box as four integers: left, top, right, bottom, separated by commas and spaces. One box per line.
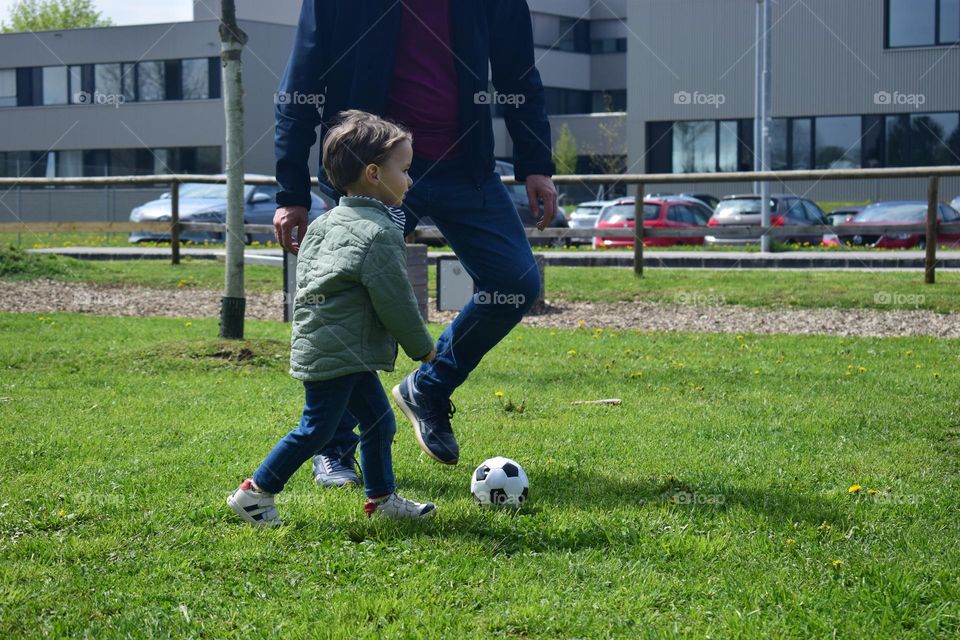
129, 173, 333, 244
568, 200, 610, 245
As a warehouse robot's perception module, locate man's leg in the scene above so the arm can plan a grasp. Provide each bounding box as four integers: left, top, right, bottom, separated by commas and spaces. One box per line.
389, 166, 539, 465
416, 169, 540, 397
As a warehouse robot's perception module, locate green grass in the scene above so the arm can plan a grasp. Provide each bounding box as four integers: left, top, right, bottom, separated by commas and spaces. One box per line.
1, 313, 958, 637
0, 245, 282, 293
545, 267, 960, 313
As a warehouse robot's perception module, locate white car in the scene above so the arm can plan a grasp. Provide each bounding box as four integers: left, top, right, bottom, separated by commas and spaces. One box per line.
567, 200, 610, 245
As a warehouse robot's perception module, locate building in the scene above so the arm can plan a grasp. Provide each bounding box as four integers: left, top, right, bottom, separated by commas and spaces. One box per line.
627, 0, 960, 201
0, 0, 628, 222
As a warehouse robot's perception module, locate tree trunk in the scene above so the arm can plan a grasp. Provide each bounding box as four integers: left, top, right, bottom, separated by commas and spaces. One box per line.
218, 0, 248, 339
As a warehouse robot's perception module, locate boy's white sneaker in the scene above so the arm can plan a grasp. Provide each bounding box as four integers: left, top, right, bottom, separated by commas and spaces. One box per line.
227, 479, 282, 527
364, 493, 435, 519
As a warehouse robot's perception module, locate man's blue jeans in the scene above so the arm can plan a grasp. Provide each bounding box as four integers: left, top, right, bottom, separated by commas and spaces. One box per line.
318, 157, 541, 461
254, 372, 396, 498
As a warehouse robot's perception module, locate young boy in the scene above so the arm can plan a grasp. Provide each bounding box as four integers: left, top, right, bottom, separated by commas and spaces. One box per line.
227, 110, 437, 526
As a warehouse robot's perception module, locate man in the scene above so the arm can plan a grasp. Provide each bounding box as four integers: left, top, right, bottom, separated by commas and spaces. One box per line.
273, 0, 558, 482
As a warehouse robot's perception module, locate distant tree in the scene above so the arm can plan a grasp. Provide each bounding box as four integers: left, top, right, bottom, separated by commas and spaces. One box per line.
553, 123, 579, 175
1, 0, 111, 33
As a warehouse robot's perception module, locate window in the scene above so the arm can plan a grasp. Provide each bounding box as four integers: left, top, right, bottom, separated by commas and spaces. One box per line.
42, 66, 68, 105
95, 63, 123, 98
673, 121, 715, 173
181, 58, 210, 99
887, 0, 959, 47
592, 90, 626, 112
56, 150, 83, 177
792, 119, 812, 170
590, 38, 627, 53
0, 69, 15, 106
803, 200, 827, 224
137, 61, 165, 101
769, 118, 789, 170
542, 88, 591, 115
718, 121, 738, 172
815, 116, 861, 169
887, 112, 960, 166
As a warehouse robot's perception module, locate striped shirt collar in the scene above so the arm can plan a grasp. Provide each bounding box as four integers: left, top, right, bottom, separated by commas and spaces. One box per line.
339, 195, 406, 233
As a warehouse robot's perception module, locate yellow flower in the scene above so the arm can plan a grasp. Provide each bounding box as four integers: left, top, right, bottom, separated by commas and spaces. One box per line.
916, 363, 923, 369
736, 335, 744, 340
185, 322, 193, 328
786, 538, 795, 545
858, 367, 866, 373
495, 391, 504, 398
933, 372, 940, 379
567, 349, 577, 356
753, 369, 760, 375
867, 489, 878, 495
848, 484, 862, 494
832, 559, 844, 569
577, 320, 586, 328
57, 509, 66, 517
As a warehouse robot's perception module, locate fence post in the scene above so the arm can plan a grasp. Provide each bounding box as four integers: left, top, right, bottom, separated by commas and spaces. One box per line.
925, 175, 938, 284
633, 182, 645, 277
170, 180, 181, 265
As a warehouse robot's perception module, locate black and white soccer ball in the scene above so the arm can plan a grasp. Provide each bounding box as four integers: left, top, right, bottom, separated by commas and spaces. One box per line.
471, 457, 529, 507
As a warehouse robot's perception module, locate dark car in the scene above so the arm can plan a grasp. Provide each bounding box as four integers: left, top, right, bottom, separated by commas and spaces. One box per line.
838, 201, 960, 249
416, 160, 568, 246
129, 174, 334, 244
648, 192, 719, 211
826, 206, 866, 227
593, 196, 713, 249
705, 194, 831, 246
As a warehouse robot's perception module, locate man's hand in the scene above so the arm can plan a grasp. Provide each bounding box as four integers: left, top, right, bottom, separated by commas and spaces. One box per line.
526, 175, 558, 231
274, 205, 309, 254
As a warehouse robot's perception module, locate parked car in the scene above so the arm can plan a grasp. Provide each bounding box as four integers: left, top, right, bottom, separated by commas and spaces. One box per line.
129, 174, 334, 244
647, 192, 719, 211
412, 161, 568, 247
837, 201, 960, 249
705, 194, 832, 246
826, 206, 866, 227
567, 199, 610, 246
593, 196, 713, 249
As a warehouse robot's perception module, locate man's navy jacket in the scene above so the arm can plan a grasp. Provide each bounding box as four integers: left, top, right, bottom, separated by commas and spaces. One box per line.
274, 0, 556, 210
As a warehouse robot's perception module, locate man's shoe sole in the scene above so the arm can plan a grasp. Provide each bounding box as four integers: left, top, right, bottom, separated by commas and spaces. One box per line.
391, 383, 458, 465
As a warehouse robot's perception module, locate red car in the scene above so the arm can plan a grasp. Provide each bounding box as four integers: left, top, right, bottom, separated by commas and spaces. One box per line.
593, 197, 713, 248
838, 201, 960, 249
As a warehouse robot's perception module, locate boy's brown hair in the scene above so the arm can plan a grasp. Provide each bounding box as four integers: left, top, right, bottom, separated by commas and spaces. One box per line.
322, 110, 412, 194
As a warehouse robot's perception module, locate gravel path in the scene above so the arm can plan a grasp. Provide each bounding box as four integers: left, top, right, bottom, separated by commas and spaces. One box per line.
2, 278, 959, 338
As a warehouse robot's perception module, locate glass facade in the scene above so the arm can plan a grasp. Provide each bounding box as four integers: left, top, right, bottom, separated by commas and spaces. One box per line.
887, 0, 960, 47
649, 112, 960, 174
0, 147, 222, 178
1, 57, 220, 107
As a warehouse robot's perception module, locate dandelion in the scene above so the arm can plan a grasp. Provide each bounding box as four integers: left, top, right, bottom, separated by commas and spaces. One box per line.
786, 538, 795, 545
867, 489, 878, 496
916, 363, 923, 369
933, 372, 941, 379
567, 349, 577, 356
753, 369, 760, 375
495, 391, 505, 398
832, 559, 844, 569
858, 367, 866, 373
848, 484, 862, 494
736, 335, 744, 341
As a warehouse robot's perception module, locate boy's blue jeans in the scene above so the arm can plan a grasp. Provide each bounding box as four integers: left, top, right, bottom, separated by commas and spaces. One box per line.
253, 372, 396, 498
317, 156, 542, 462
